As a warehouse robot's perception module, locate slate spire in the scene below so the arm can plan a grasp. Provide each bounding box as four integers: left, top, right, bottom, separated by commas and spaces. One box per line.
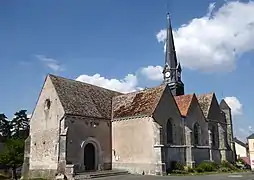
162, 13, 184, 96
165, 13, 177, 73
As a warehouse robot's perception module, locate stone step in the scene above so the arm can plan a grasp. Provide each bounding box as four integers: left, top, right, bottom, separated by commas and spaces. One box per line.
75, 170, 129, 179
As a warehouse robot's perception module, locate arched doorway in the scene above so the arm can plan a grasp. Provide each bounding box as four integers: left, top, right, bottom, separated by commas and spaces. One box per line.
84, 143, 96, 171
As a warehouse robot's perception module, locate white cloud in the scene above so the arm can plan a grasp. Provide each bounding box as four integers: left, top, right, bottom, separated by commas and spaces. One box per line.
76, 73, 142, 93
156, 1, 254, 72
237, 126, 253, 141
36, 55, 65, 72
224, 96, 243, 116
140, 65, 163, 81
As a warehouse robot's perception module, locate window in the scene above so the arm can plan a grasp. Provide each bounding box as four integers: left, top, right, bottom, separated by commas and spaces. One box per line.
167, 119, 173, 144
224, 131, 228, 147
193, 122, 200, 145
211, 126, 216, 147
44, 99, 51, 110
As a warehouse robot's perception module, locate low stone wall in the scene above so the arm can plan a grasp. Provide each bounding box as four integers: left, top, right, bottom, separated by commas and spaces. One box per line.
112, 162, 165, 175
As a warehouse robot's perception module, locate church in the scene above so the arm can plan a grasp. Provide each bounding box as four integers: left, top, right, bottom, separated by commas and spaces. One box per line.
22, 14, 236, 179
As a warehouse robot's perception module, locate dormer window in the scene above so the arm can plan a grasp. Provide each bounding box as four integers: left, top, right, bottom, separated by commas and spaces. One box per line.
44, 99, 51, 110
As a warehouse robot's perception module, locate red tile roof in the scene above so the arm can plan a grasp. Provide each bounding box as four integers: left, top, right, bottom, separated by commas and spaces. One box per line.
174, 94, 194, 117
113, 85, 166, 118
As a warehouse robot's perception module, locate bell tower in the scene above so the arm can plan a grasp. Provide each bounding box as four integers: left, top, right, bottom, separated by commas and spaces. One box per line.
163, 13, 184, 96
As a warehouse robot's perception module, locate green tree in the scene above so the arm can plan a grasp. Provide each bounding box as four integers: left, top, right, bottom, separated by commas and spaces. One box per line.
11, 110, 29, 139
0, 138, 24, 180
0, 114, 12, 140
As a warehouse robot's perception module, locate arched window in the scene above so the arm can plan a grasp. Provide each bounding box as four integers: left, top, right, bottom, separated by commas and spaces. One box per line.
167, 119, 173, 144
211, 126, 216, 147
224, 131, 228, 147
193, 122, 200, 145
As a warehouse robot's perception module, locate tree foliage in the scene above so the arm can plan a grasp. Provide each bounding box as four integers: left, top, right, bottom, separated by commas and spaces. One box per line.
0, 110, 30, 179
0, 114, 12, 140
0, 139, 24, 167
12, 110, 29, 139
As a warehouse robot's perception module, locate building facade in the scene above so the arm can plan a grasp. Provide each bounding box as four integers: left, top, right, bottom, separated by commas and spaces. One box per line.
22, 14, 236, 179
234, 138, 248, 158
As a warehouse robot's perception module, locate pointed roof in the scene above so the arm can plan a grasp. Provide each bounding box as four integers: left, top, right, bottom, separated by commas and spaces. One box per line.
113, 85, 166, 118
196, 93, 214, 118
247, 133, 254, 139
49, 74, 122, 119
174, 94, 194, 117
220, 99, 231, 110
165, 13, 177, 70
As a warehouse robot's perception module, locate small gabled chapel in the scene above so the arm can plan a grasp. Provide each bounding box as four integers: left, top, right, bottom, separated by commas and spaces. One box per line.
22, 14, 236, 179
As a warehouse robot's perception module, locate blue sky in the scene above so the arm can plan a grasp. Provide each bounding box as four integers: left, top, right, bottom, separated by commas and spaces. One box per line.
1, 0, 254, 140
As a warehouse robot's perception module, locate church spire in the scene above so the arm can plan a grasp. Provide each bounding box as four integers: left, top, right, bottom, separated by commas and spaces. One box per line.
165, 13, 177, 72
163, 13, 184, 96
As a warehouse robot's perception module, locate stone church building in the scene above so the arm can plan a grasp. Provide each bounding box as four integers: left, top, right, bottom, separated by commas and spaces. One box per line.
22, 14, 236, 179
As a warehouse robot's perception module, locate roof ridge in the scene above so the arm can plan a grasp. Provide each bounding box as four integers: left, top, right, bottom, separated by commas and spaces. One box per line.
48, 74, 122, 94
48, 74, 121, 119
150, 85, 167, 115
196, 92, 215, 97
114, 84, 166, 99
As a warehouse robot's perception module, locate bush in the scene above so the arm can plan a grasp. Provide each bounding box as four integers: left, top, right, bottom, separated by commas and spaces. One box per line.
195, 167, 205, 173
184, 166, 195, 173
171, 170, 188, 174
221, 160, 238, 170
219, 167, 231, 172
175, 162, 184, 171
196, 161, 218, 172
237, 158, 246, 164
170, 161, 184, 171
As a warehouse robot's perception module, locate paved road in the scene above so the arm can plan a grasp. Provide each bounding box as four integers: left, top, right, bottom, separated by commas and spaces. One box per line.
96, 172, 254, 180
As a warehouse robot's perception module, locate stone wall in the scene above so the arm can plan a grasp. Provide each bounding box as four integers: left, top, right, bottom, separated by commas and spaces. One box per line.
21, 136, 30, 179
165, 146, 185, 168
65, 116, 112, 171
211, 149, 221, 164
112, 117, 165, 175
192, 147, 210, 165
153, 87, 184, 146
28, 76, 65, 179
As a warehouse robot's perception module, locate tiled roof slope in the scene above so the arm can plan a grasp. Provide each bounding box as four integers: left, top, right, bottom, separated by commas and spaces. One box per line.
113, 85, 166, 118
196, 93, 214, 118
174, 94, 194, 117
49, 74, 122, 119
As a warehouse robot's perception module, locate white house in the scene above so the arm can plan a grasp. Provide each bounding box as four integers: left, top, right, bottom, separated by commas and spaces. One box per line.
234, 137, 248, 158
